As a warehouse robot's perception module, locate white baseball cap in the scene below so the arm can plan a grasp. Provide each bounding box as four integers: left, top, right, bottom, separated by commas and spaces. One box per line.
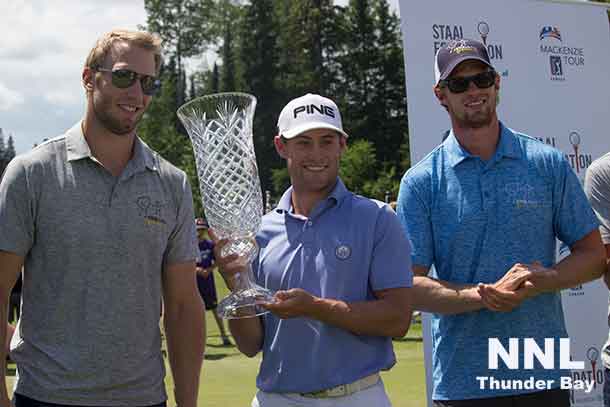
277, 93, 349, 139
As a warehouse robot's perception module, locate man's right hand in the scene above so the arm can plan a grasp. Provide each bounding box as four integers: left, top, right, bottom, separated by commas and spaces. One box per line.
477, 263, 535, 312
208, 229, 246, 291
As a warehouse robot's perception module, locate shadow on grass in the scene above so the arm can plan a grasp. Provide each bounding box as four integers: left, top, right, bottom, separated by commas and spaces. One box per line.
206, 343, 234, 349
392, 336, 423, 343
204, 353, 239, 361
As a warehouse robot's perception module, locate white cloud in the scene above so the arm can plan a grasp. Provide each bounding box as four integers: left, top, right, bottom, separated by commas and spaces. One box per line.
0, 82, 25, 111
0, 0, 147, 154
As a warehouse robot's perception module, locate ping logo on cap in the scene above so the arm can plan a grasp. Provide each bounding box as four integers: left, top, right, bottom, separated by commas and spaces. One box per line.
293, 104, 336, 119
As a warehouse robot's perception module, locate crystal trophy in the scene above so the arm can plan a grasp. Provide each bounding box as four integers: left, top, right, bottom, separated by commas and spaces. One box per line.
177, 92, 274, 319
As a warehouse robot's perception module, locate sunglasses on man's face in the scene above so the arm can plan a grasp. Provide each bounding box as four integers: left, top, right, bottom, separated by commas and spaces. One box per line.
95, 67, 161, 96
439, 70, 497, 94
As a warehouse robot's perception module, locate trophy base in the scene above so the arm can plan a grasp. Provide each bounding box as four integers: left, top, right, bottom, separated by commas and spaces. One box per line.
217, 286, 275, 319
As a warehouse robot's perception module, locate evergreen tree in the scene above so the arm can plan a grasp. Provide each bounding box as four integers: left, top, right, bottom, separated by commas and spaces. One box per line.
138, 61, 203, 215
369, 0, 408, 168
0, 129, 5, 176
239, 0, 282, 196
6, 136, 15, 161
275, 0, 341, 97
144, 0, 215, 107
217, 0, 241, 92
0, 131, 16, 177
334, 0, 407, 198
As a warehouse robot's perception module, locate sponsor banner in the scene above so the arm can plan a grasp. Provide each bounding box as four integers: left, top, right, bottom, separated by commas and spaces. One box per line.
398, 0, 610, 406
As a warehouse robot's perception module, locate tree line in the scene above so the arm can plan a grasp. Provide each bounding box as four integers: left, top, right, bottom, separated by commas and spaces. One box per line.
0, 129, 16, 178
137, 0, 410, 215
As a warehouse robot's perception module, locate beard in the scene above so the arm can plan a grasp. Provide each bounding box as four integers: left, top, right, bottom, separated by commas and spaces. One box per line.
454, 107, 494, 129
92, 92, 143, 136
448, 93, 498, 130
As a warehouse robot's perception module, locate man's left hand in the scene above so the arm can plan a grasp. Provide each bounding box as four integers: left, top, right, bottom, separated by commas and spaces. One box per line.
262, 288, 316, 319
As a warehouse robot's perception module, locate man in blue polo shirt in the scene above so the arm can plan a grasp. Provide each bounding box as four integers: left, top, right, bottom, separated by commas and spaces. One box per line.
214, 93, 414, 406
396, 39, 605, 406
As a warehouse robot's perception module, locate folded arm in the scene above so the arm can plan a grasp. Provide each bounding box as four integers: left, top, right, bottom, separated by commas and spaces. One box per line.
523, 230, 605, 293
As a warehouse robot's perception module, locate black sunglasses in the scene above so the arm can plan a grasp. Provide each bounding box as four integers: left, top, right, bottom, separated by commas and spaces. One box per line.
439, 70, 496, 94
95, 67, 161, 96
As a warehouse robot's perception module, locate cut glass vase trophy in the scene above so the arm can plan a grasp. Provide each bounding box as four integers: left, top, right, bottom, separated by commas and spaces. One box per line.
177, 92, 275, 319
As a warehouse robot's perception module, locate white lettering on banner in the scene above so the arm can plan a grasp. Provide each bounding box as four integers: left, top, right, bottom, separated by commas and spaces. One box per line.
488, 338, 585, 370
475, 376, 595, 393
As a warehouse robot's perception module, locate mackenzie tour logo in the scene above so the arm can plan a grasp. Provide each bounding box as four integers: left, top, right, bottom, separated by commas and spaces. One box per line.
538, 25, 585, 81
566, 131, 592, 175
477, 338, 596, 393
540, 26, 562, 42
431, 22, 504, 61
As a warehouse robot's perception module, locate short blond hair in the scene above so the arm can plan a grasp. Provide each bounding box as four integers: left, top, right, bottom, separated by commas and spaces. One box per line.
84, 29, 163, 74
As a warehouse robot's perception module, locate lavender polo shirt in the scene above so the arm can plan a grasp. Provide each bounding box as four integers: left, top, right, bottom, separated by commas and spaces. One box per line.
253, 178, 413, 393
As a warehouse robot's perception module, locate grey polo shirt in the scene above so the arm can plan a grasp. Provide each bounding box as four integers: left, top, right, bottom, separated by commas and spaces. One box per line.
0, 122, 199, 405
584, 152, 610, 369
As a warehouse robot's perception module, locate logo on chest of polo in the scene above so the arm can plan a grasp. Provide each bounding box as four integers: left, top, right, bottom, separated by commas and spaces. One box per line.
504, 183, 547, 209
136, 195, 168, 226
335, 244, 352, 260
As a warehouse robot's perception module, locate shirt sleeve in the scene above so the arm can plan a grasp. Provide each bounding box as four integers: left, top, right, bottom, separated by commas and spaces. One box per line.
368, 205, 413, 290
164, 175, 199, 265
0, 158, 35, 256
396, 173, 434, 269
584, 158, 610, 245
553, 156, 599, 246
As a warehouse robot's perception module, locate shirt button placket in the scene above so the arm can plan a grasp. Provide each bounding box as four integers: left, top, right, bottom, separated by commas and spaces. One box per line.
481, 172, 494, 211
302, 219, 314, 261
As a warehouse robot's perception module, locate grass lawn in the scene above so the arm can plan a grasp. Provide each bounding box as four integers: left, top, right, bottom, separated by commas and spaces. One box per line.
164, 313, 426, 407
165, 281, 428, 406
6, 285, 428, 406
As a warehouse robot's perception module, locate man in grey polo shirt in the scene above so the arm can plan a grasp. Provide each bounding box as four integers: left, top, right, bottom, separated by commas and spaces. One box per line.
584, 153, 610, 407
0, 30, 205, 407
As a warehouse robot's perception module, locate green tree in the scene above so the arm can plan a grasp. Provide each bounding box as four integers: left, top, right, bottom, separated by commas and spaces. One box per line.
275, 0, 342, 97
144, 0, 215, 107
218, 0, 241, 92
339, 139, 377, 195
239, 0, 283, 196
334, 0, 408, 194
6, 136, 15, 162
369, 0, 409, 169
138, 62, 203, 215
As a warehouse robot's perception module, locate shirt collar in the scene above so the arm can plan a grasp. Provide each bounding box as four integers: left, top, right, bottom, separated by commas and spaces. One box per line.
443, 122, 522, 168
65, 122, 92, 161
132, 137, 159, 172
276, 177, 350, 215
64, 121, 158, 172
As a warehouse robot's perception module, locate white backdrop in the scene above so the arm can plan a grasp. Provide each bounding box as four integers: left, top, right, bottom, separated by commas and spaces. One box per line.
397, 0, 610, 405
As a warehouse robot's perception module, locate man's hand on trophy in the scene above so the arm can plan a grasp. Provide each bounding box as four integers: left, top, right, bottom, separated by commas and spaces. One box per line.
262, 289, 316, 319
209, 229, 248, 291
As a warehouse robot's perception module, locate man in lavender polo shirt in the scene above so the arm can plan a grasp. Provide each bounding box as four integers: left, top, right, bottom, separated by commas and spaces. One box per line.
213, 93, 414, 407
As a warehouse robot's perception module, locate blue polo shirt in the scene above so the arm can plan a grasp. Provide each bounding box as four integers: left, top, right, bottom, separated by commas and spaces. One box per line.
253, 178, 413, 393
396, 123, 598, 400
